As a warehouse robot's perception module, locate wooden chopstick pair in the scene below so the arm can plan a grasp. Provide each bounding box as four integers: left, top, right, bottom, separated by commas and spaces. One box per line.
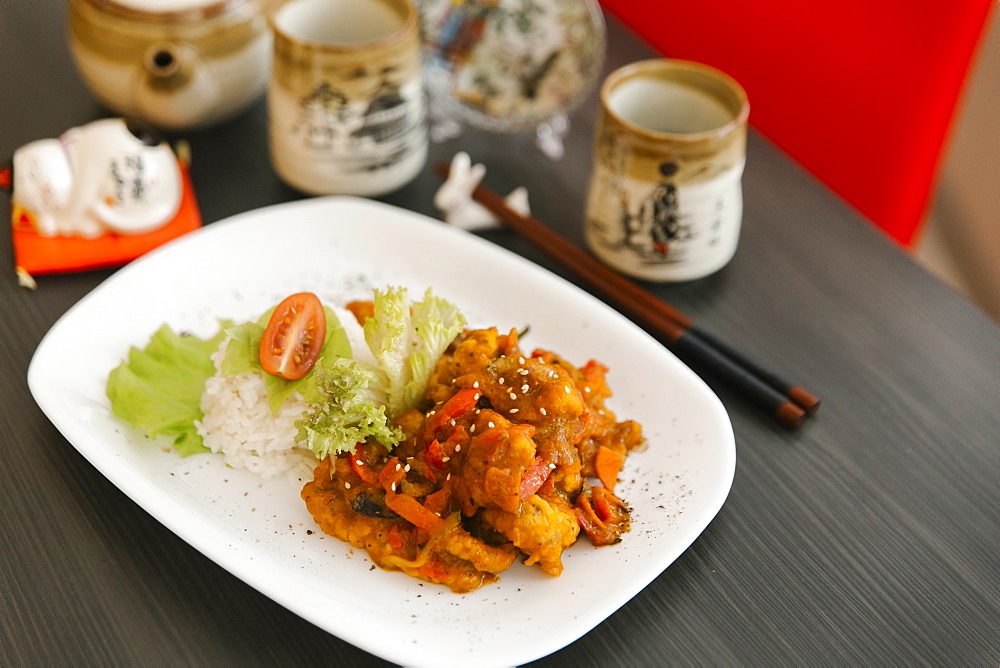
433, 163, 819, 429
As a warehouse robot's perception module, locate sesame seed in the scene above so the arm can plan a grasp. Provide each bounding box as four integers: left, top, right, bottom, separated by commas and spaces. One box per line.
510, 392, 517, 399
355, 459, 363, 466
391, 482, 396, 491
521, 384, 529, 392
473, 381, 480, 388
549, 463, 556, 469
446, 473, 451, 481
585, 387, 591, 393
519, 357, 525, 364
564, 386, 570, 393
450, 419, 456, 426
499, 377, 505, 385
395, 462, 401, 471
442, 456, 450, 462
455, 444, 461, 452
345, 482, 351, 489
404, 464, 411, 472
488, 421, 495, 428
518, 369, 529, 375
510, 408, 519, 414
470, 424, 476, 433
540, 407, 547, 416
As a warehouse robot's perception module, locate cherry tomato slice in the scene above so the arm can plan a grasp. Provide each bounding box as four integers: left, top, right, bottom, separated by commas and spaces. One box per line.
520, 455, 551, 500
259, 292, 326, 380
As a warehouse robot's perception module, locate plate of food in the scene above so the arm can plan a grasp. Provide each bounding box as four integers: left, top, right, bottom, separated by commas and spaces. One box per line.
28, 197, 734, 666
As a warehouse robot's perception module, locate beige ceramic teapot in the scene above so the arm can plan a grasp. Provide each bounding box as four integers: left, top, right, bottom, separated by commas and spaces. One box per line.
67, 0, 271, 131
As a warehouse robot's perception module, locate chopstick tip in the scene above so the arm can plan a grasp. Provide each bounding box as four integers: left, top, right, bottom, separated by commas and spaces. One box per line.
777, 401, 808, 430
788, 385, 820, 415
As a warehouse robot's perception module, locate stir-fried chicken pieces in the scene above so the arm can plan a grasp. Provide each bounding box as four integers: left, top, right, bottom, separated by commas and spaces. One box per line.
302, 324, 645, 592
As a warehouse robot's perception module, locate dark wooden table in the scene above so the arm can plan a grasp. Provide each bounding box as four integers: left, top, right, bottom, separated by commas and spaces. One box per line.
2, 3, 997, 665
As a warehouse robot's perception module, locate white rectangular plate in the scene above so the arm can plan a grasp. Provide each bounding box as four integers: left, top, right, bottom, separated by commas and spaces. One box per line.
28, 197, 735, 666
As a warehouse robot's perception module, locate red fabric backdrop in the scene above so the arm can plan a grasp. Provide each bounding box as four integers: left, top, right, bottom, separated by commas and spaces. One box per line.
598, 0, 992, 247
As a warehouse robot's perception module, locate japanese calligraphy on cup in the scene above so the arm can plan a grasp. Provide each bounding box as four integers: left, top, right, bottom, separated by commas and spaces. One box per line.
584, 59, 749, 282
267, 0, 427, 196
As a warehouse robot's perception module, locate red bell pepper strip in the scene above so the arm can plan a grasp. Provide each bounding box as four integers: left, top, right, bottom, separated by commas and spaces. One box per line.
378, 457, 406, 492
426, 439, 448, 470
520, 456, 552, 500
575, 484, 630, 545
423, 487, 451, 517
384, 490, 446, 534
349, 451, 379, 486
593, 487, 617, 522
425, 387, 480, 436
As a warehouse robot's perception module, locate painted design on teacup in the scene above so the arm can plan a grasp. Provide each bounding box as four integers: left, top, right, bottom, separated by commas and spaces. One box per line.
420, 0, 604, 130
290, 69, 424, 173
614, 161, 686, 259
587, 161, 742, 268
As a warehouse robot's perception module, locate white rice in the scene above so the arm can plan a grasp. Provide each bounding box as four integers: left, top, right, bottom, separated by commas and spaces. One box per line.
195, 339, 317, 480
194, 306, 373, 480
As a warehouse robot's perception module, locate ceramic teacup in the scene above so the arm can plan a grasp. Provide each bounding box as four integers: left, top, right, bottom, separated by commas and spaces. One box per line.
584, 59, 749, 282
267, 0, 427, 196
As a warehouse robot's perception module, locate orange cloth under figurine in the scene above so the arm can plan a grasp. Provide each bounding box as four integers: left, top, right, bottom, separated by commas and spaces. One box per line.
4, 118, 202, 278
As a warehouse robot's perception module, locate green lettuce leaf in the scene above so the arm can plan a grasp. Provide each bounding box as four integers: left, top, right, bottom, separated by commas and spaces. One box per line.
106, 323, 229, 456
364, 286, 467, 419
295, 358, 401, 460
405, 289, 468, 412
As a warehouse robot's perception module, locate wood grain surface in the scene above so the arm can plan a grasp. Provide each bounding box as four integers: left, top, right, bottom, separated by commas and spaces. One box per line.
2, 2, 997, 665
